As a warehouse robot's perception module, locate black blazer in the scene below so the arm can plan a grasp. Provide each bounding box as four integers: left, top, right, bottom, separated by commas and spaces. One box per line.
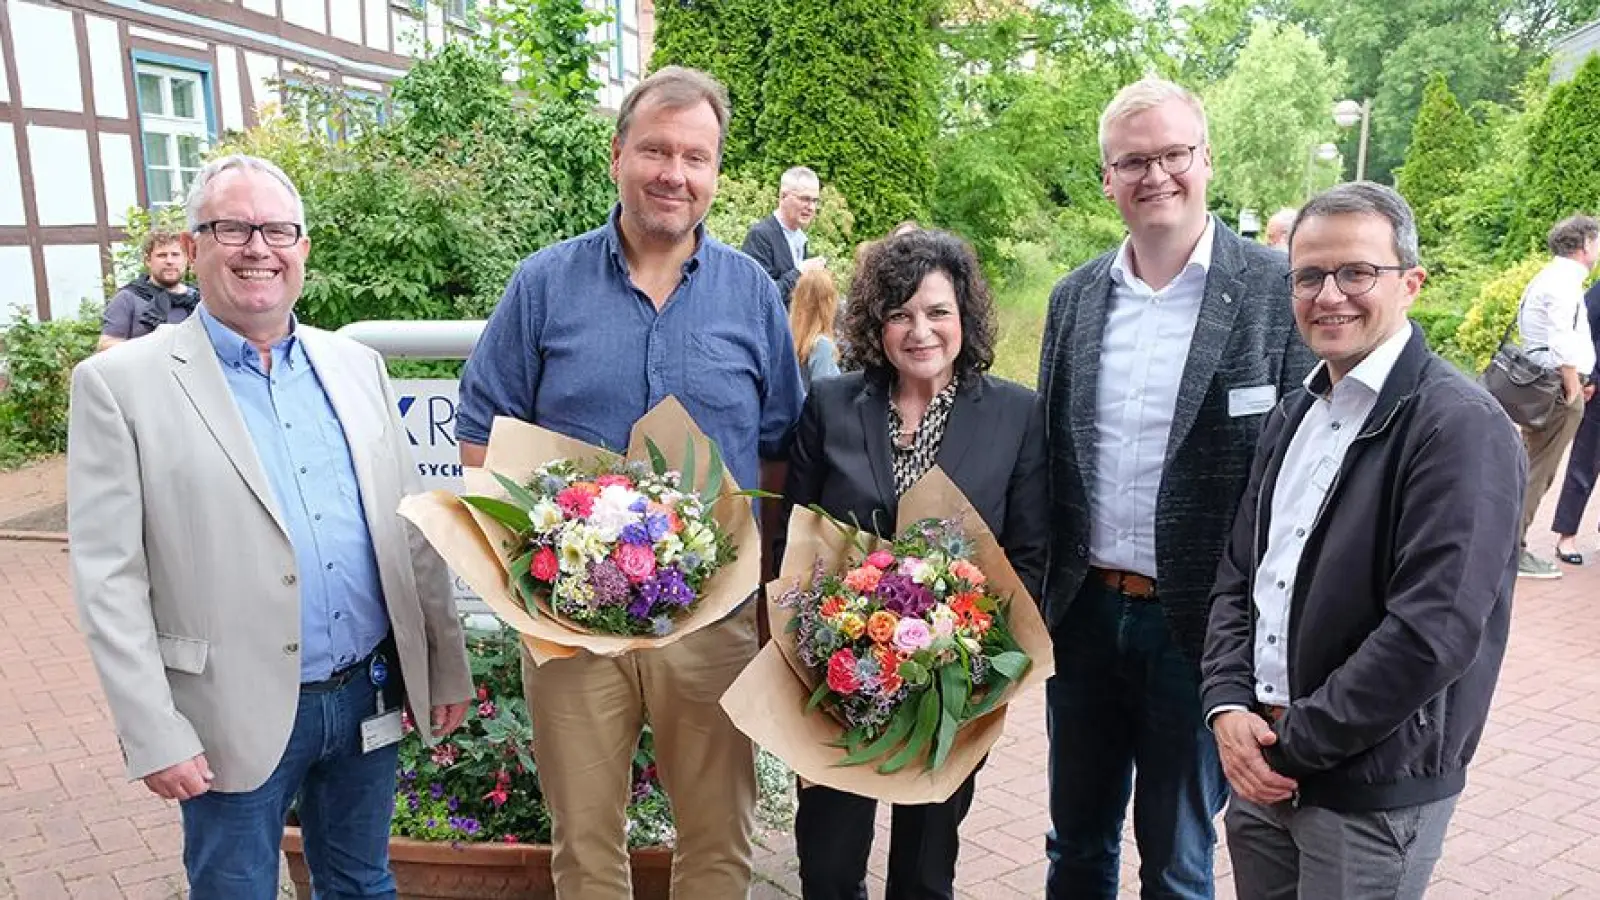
783, 372, 1048, 600
742, 214, 804, 307
1037, 219, 1316, 659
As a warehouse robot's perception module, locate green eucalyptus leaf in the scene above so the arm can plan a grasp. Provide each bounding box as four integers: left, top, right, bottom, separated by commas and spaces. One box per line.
493, 471, 541, 510
462, 495, 533, 533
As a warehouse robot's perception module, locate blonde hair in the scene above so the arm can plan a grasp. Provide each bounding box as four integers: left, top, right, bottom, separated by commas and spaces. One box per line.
1098, 77, 1209, 163
789, 268, 839, 366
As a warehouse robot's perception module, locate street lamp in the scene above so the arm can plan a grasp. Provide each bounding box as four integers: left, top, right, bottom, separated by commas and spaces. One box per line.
1333, 98, 1372, 182
1304, 141, 1341, 198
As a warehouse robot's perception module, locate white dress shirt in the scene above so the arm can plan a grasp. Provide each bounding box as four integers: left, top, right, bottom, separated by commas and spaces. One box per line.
1248, 325, 1410, 706
1089, 218, 1216, 577
775, 210, 807, 269
1518, 255, 1595, 376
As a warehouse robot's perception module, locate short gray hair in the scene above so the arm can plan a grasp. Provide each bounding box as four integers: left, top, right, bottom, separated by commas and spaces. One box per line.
1289, 181, 1420, 268
1098, 77, 1209, 163
780, 166, 819, 193
184, 154, 305, 232
1547, 215, 1600, 258
1267, 207, 1298, 234
617, 66, 729, 155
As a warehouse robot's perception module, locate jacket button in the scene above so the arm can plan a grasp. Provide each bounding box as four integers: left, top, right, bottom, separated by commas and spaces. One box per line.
284, 643, 299, 655
1075, 544, 1089, 558
283, 574, 297, 586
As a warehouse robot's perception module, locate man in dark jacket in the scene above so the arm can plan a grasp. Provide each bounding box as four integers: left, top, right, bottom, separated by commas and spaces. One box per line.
740, 166, 827, 306
1201, 182, 1525, 899
98, 229, 200, 352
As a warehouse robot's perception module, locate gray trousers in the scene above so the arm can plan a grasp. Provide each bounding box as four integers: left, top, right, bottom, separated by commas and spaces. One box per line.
1225, 793, 1457, 899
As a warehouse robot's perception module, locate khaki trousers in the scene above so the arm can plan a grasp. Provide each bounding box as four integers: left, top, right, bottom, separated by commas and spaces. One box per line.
522, 604, 759, 900
1522, 392, 1586, 543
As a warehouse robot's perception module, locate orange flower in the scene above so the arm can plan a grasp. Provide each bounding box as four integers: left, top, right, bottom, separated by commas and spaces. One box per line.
842, 566, 884, 594
873, 644, 906, 694
951, 560, 986, 586
570, 481, 602, 498
867, 610, 899, 643
820, 595, 847, 618
950, 592, 982, 617
647, 501, 684, 534
967, 609, 993, 634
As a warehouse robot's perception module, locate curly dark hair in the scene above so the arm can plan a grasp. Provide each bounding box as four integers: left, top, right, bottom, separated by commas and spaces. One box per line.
840, 229, 997, 383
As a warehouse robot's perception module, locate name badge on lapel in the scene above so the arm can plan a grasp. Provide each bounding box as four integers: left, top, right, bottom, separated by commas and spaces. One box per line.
1228, 385, 1277, 418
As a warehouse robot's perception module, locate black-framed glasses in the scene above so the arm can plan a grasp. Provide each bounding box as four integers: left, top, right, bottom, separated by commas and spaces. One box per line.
1287, 263, 1410, 301
1107, 144, 1199, 184
196, 219, 303, 247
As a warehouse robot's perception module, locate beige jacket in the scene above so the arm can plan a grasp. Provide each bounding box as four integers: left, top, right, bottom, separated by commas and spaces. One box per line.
67, 313, 472, 793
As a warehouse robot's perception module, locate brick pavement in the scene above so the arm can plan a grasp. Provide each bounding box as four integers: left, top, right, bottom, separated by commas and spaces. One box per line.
6, 493, 1600, 898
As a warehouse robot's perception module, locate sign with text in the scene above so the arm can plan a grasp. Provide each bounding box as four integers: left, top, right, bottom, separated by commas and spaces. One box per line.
393, 379, 484, 612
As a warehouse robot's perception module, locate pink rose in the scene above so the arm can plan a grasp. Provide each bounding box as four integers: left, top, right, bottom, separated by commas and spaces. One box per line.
866, 550, 896, 570
893, 617, 933, 653
614, 543, 657, 582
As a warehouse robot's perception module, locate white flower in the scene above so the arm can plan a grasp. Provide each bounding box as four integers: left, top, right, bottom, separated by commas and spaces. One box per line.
657, 533, 684, 565
528, 501, 564, 533
558, 524, 605, 573
588, 485, 644, 542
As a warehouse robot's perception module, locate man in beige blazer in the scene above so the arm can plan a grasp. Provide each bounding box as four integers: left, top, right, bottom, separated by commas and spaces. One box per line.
67, 154, 472, 900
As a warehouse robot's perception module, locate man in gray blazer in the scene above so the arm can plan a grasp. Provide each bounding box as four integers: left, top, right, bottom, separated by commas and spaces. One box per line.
67, 154, 473, 899
1036, 78, 1314, 899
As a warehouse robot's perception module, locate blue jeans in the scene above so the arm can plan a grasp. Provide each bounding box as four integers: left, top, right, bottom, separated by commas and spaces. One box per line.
1044, 578, 1228, 899
180, 669, 400, 900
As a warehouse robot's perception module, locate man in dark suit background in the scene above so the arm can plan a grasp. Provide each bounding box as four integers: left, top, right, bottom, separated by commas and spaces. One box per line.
741, 165, 828, 306
1036, 77, 1315, 899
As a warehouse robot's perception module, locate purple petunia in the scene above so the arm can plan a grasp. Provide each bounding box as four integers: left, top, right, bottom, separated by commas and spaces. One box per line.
876, 573, 936, 618
588, 559, 631, 607
429, 783, 444, 800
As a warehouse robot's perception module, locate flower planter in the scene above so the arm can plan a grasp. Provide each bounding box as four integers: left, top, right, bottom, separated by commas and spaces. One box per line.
281, 827, 673, 900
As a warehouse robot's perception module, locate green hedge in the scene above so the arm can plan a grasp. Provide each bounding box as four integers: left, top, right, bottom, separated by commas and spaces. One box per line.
0, 303, 102, 464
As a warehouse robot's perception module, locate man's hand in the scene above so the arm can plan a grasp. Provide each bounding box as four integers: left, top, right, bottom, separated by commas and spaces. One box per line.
1562, 366, 1582, 405
143, 754, 213, 801
432, 702, 470, 738
799, 257, 828, 273
1584, 383, 1595, 402
1213, 711, 1298, 804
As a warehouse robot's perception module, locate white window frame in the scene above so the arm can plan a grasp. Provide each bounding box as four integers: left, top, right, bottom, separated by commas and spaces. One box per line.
135, 63, 210, 207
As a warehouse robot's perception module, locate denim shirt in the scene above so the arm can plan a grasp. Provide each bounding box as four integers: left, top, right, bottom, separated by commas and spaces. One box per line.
457, 208, 806, 494
198, 306, 389, 682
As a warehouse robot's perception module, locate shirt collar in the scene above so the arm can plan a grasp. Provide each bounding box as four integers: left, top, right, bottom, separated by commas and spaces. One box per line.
1552, 255, 1591, 282
1110, 215, 1217, 288
1303, 323, 1411, 398
604, 204, 709, 277
774, 211, 806, 241
197, 303, 299, 371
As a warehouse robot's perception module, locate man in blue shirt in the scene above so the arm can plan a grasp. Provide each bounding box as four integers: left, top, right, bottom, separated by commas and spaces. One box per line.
67, 154, 473, 899
457, 66, 805, 899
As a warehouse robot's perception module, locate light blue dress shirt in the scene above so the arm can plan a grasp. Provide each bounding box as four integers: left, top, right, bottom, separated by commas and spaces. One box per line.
198, 306, 389, 682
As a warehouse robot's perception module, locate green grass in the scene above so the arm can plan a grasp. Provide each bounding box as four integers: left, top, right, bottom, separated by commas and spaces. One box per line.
988, 263, 1056, 388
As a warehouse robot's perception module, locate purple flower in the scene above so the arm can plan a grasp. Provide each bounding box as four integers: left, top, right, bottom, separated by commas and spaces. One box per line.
645, 512, 670, 541
638, 567, 694, 611
588, 559, 631, 607
447, 796, 460, 812
429, 783, 444, 800
400, 768, 417, 782
407, 796, 419, 811
876, 573, 935, 618
651, 615, 674, 636
619, 522, 653, 546
462, 818, 481, 835
426, 817, 437, 828
629, 496, 649, 513
628, 594, 653, 619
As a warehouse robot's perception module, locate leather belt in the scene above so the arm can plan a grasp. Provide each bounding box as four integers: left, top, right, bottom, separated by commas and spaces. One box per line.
1259, 704, 1287, 724
1091, 567, 1158, 600
300, 643, 383, 693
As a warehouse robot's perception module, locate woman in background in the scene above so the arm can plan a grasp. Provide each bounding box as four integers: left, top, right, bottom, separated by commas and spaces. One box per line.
790, 267, 842, 389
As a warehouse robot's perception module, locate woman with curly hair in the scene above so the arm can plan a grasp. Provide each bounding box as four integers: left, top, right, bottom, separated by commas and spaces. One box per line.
782, 228, 1048, 899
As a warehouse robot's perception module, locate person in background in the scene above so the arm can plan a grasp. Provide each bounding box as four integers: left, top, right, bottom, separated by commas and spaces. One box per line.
98, 229, 200, 351
1265, 208, 1297, 251
790, 267, 842, 390
1550, 279, 1600, 565
1513, 215, 1600, 579
785, 228, 1047, 900
743, 166, 829, 306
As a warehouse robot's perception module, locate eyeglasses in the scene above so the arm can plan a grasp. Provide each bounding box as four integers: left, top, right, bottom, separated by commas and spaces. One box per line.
1287, 263, 1410, 301
790, 194, 821, 207
196, 219, 303, 248
1106, 145, 1199, 184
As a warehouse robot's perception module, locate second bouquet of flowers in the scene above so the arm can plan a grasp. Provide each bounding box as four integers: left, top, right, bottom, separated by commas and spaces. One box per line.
398, 397, 762, 664
721, 467, 1054, 804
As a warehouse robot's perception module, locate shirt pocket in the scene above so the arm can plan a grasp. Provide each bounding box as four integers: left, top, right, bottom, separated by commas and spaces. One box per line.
687, 333, 758, 414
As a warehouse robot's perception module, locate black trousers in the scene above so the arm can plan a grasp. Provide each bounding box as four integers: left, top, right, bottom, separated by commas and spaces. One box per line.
793, 764, 981, 900
1554, 393, 1600, 536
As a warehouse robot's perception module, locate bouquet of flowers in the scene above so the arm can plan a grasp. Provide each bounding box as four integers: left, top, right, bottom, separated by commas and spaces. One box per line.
721, 467, 1053, 804
781, 517, 1031, 775
459, 446, 735, 638
399, 398, 763, 663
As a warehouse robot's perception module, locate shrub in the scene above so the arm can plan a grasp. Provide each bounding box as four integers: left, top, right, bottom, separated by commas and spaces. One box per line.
704, 173, 854, 278
1511, 54, 1600, 253
1453, 256, 1547, 372
0, 301, 103, 462
1396, 73, 1481, 249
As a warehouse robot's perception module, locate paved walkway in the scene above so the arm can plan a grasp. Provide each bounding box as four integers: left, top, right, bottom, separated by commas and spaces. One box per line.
5, 461, 1600, 897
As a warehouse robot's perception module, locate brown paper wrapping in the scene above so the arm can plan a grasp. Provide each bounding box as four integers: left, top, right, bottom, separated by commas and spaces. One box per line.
721, 466, 1054, 804
397, 397, 762, 665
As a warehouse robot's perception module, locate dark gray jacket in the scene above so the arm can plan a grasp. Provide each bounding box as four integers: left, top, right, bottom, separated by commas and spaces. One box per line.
1201, 324, 1525, 812
741, 214, 804, 307
1037, 219, 1315, 658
